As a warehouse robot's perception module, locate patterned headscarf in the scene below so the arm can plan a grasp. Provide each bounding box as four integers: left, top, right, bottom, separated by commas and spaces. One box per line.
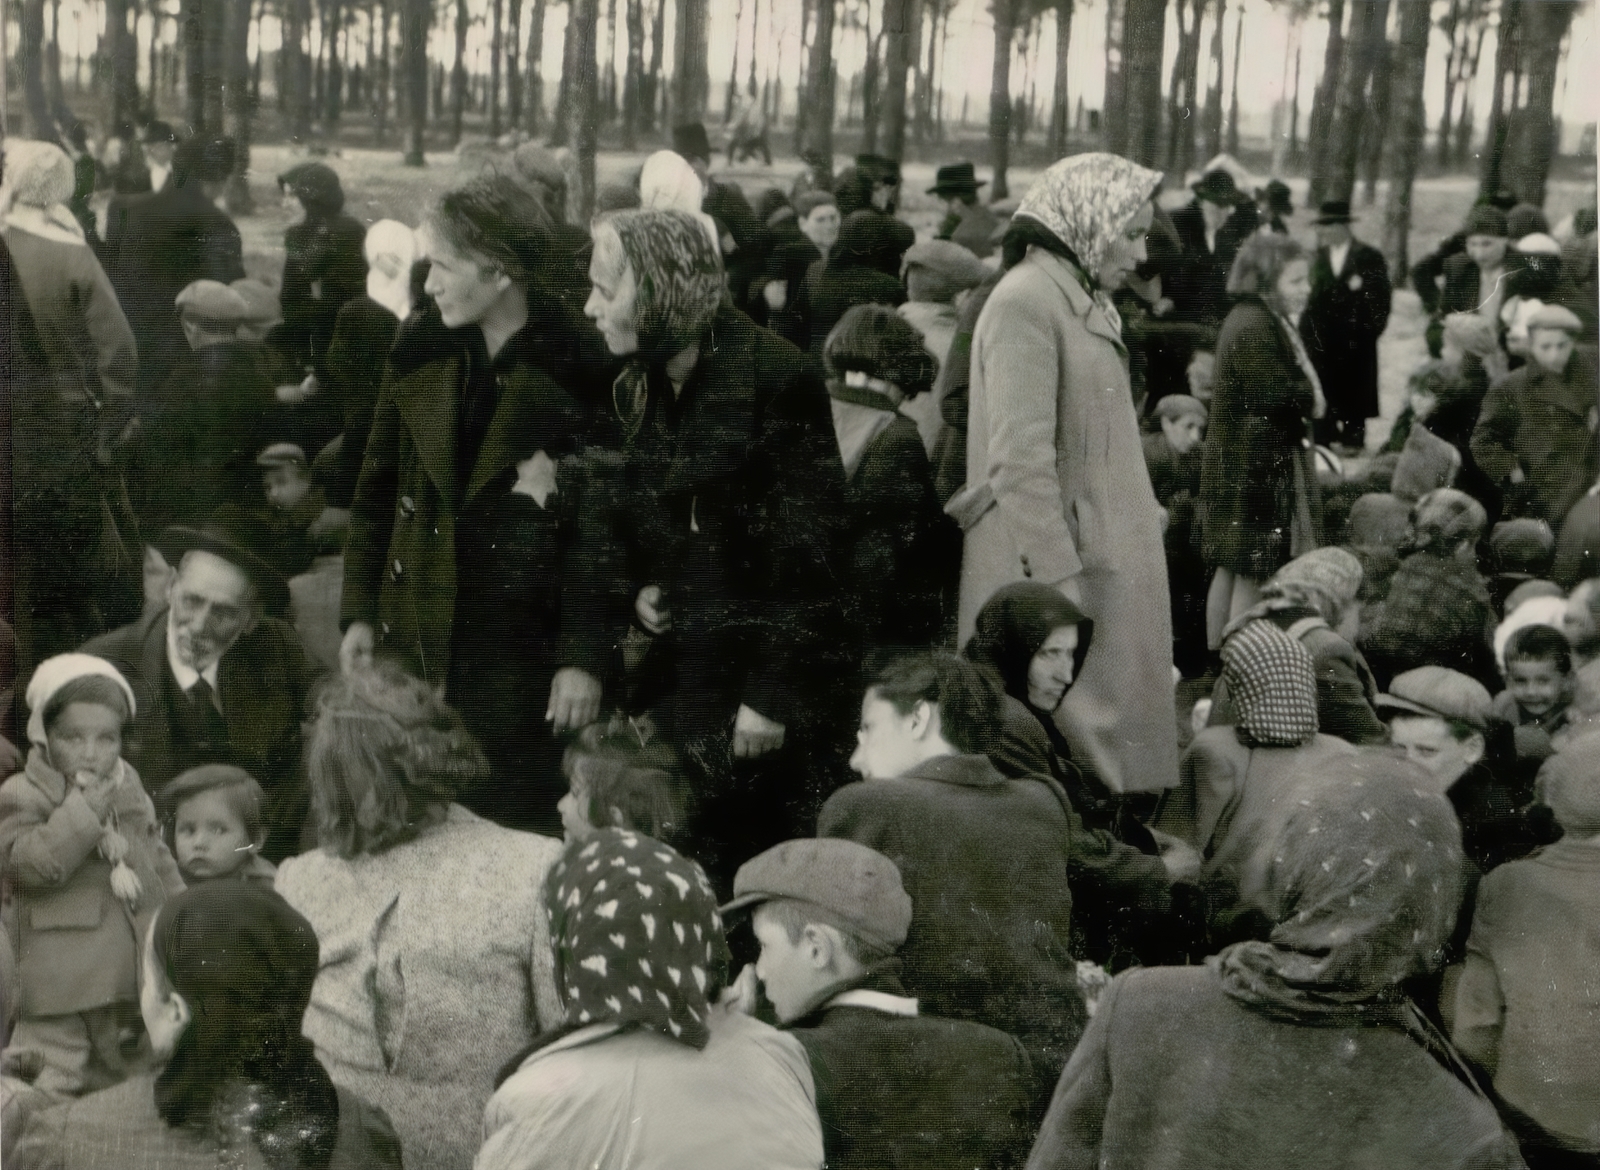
1213, 751, 1465, 1025
1015, 152, 1162, 278
544, 829, 728, 1049
1220, 618, 1318, 747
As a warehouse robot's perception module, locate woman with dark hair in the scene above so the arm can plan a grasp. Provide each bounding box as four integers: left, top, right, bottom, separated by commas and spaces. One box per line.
275, 663, 565, 1170
583, 208, 851, 889
959, 152, 1178, 802
1199, 232, 1324, 648
822, 304, 957, 659
819, 652, 1086, 1109
1030, 752, 1523, 1170
478, 830, 824, 1170
11, 882, 401, 1170
342, 173, 609, 833
277, 162, 369, 382
801, 209, 908, 359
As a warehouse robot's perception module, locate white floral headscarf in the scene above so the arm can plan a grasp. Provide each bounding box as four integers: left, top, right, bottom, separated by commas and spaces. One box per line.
1015, 152, 1162, 278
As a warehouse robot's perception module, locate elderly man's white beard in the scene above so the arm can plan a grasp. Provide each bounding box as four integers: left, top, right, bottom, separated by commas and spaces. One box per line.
368, 267, 413, 323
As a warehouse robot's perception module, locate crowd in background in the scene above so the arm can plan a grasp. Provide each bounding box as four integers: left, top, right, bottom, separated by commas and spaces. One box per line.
0, 112, 1598, 1170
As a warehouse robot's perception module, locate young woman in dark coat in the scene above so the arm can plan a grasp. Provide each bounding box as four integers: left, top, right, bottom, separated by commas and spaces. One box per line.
1199, 233, 1324, 648
277, 163, 368, 381
342, 175, 610, 834
584, 208, 854, 891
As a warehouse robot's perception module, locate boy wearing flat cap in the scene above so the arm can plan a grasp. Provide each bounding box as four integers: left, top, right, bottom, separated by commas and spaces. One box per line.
1471, 303, 1599, 527
722, 838, 1035, 1169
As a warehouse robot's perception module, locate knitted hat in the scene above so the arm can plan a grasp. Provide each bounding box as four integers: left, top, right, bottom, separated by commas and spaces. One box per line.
1220, 618, 1319, 747
1154, 393, 1208, 424
1505, 203, 1550, 241
1538, 733, 1600, 834
1271, 547, 1364, 610
723, 838, 914, 952
1377, 666, 1492, 732
1463, 204, 1508, 238
1490, 518, 1556, 576
5, 139, 75, 207
1412, 488, 1487, 550
25, 653, 138, 750
230, 279, 283, 325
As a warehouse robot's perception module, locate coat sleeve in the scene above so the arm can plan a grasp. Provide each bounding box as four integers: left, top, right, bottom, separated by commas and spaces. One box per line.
1149, 737, 1238, 856
79, 251, 138, 439
1469, 376, 1521, 485
0, 779, 106, 891
1314, 643, 1389, 745
1410, 243, 1451, 315
1023, 970, 1120, 1170
978, 281, 1081, 586
1451, 874, 1507, 1077
342, 379, 402, 629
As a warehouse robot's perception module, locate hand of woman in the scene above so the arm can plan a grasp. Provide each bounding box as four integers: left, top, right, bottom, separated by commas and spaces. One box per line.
635, 586, 672, 634
732, 705, 785, 760
546, 667, 602, 732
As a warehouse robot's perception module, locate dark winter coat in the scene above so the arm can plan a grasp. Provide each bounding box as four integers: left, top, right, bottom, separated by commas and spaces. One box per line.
786, 971, 1035, 1170
1410, 230, 1468, 315
1469, 349, 1599, 527
280, 211, 369, 377
322, 294, 404, 508
103, 183, 245, 395
803, 261, 906, 361
1300, 238, 1391, 427
81, 607, 318, 855
1026, 965, 1526, 1170
1438, 252, 1503, 317
1200, 298, 1323, 576
818, 753, 1085, 1100
1167, 200, 1259, 330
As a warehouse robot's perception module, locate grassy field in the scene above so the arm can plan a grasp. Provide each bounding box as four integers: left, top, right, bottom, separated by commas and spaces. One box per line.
179, 142, 1595, 451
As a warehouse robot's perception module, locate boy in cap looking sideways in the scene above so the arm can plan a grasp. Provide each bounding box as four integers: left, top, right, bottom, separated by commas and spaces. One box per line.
721, 838, 1035, 1168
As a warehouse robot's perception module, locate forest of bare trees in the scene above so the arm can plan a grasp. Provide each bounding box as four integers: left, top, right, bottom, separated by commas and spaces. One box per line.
6, 0, 1586, 226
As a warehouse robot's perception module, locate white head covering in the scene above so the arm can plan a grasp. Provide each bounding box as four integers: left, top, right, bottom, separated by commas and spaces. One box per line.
25, 654, 137, 751
638, 151, 720, 254
1493, 596, 1570, 676
364, 218, 418, 321
3, 139, 86, 245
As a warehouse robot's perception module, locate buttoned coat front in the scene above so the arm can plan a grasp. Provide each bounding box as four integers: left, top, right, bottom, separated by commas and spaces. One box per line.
959, 247, 1178, 794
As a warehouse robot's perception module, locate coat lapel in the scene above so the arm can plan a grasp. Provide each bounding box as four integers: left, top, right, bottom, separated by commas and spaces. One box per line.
464, 361, 567, 505
1032, 250, 1127, 355
393, 359, 461, 511
663, 311, 760, 498
137, 612, 175, 777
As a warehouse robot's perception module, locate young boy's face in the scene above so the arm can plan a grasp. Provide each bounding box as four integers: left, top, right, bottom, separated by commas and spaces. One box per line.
1185, 352, 1215, 399
557, 766, 595, 843
752, 904, 827, 1024
1387, 715, 1484, 791
263, 464, 313, 511
1528, 328, 1575, 375
1161, 414, 1205, 456
1505, 657, 1567, 718
47, 701, 122, 781
173, 788, 256, 879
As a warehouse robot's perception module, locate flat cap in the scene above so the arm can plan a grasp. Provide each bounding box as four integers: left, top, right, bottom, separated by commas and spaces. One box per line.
722, 838, 913, 952
174, 279, 251, 322
902, 237, 988, 290
1377, 666, 1492, 732
230, 278, 283, 324
1525, 303, 1583, 334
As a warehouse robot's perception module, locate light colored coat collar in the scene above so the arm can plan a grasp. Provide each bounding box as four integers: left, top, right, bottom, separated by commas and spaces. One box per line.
1025, 247, 1127, 355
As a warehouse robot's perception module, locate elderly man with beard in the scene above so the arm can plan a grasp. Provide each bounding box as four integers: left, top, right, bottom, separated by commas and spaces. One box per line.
81, 522, 319, 859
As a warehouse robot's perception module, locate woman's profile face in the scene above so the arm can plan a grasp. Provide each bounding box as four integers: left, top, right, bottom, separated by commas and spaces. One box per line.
420, 223, 510, 329
1095, 201, 1154, 291
1275, 258, 1312, 318
585, 230, 642, 356
1027, 625, 1080, 712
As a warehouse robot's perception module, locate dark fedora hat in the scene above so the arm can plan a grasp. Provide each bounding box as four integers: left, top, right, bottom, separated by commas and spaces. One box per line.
156, 513, 289, 613
927, 161, 985, 196
671, 122, 713, 164
1314, 199, 1356, 224
1191, 168, 1247, 206
1257, 179, 1293, 216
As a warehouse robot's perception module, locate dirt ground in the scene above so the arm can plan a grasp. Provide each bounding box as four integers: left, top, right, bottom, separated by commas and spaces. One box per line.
169, 143, 1596, 452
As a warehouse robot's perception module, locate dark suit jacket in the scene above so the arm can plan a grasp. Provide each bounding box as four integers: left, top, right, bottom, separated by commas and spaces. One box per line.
1438, 251, 1496, 316
1167, 200, 1258, 329
81, 607, 318, 852
1300, 238, 1391, 423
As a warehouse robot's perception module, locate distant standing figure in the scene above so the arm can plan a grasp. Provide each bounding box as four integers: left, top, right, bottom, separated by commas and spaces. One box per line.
277, 162, 368, 381
1299, 200, 1391, 451
929, 162, 999, 260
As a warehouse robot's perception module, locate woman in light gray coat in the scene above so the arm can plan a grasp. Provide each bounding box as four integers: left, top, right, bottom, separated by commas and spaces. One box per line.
958, 153, 1178, 797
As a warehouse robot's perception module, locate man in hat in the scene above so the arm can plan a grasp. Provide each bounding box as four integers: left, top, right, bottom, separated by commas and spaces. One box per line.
930, 162, 998, 260
1256, 179, 1293, 235
855, 154, 902, 215
82, 521, 319, 858
104, 135, 245, 398
721, 838, 1036, 1163
1300, 199, 1391, 451
141, 121, 177, 194
1168, 168, 1259, 334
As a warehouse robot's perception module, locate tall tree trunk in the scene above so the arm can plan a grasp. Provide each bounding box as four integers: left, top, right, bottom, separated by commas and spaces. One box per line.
401, 0, 427, 162
725, 0, 745, 123
801, 0, 837, 175
673, 0, 709, 124
1201, 0, 1224, 159
988, 0, 1018, 197
1503, 0, 1575, 205
1113, 0, 1167, 166
449, 0, 468, 145
1287, 24, 1303, 161
1478, 0, 1520, 197
1165, 0, 1204, 174
861, 18, 883, 151
552, 1, 580, 144
1436, 0, 1462, 168
622, 0, 643, 146
488, 0, 503, 135
106, 0, 140, 129
603, 0, 618, 121
505, 0, 522, 127
1359, 38, 1390, 204
47, 0, 66, 112
223, 0, 253, 210
642, 0, 665, 131
153, 0, 167, 114
1048, 0, 1073, 155
525, 0, 546, 132
569, 0, 599, 220
1306, 0, 1346, 204
20, 0, 52, 136
1103, 0, 1127, 151
1321, 0, 1388, 205
1379, 0, 1429, 274
286, 0, 313, 139
1223, 0, 1241, 155
324, 0, 343, 125
376, 0, 391, 141
1454, 18, 1487, 168
182, 0, 205, 129
880, 0, 918, 158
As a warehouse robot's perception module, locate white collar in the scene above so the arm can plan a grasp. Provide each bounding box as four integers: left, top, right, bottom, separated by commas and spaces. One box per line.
1328, 240, 1351, 272
166, 613, 221, 693
366, 273, 412, 322
824, 988, 919, 1017
150, 162, 171, 191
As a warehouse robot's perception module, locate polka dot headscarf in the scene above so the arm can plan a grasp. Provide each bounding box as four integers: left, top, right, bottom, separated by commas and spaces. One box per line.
545, 829, 728, 1049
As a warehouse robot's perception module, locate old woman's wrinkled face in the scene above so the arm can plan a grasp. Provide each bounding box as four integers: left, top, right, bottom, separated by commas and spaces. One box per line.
585, 226, 641, 356
1027, 624, 1080, 712
1095, 200, 1154, 291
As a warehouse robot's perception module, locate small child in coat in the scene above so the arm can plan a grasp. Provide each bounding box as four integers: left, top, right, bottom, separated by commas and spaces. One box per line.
161, 764, 277, 886
0, 655, 184, 1096
1491, 623, 1574, 781
1453, 734, 1600, 1162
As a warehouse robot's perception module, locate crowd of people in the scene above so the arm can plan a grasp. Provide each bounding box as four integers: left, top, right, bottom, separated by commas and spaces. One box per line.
0, 114, 1598, 1170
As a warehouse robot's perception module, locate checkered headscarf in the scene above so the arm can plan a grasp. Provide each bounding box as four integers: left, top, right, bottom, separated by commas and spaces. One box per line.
1221, 618, 1318, 747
